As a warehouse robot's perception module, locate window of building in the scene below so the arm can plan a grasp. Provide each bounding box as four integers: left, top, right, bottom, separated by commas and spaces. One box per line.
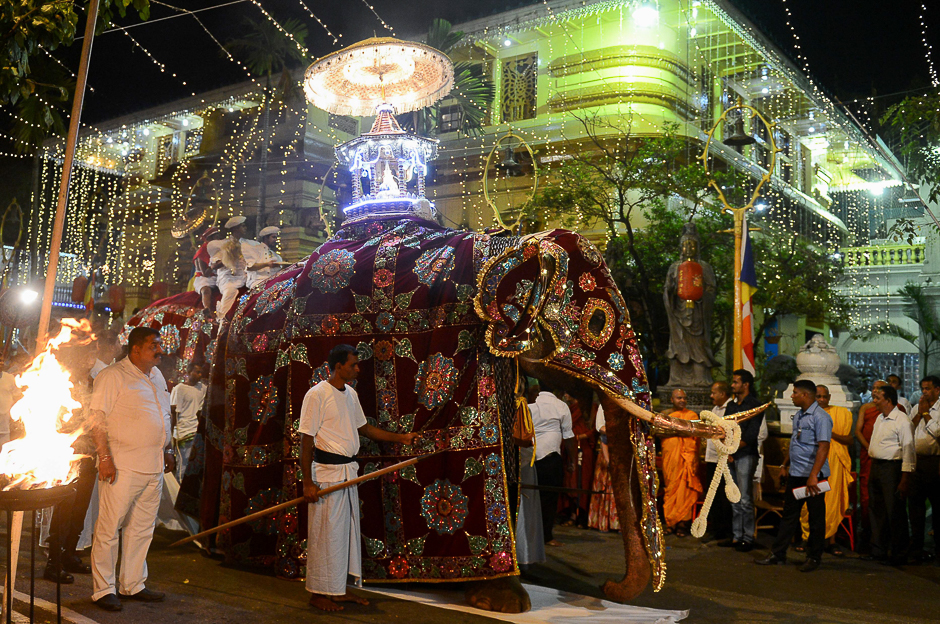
439, 104, 463, 133
501, 53, 538, 123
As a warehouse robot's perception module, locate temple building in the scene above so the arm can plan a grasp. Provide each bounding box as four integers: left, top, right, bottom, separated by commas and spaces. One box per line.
24, 0, 931, 385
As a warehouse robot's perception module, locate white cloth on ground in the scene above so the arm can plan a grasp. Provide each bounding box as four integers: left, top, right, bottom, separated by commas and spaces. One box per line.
88, 359, 171, 474
170, 383, 205, 441
530, 392, 574, 461
515, 445, 545, 565
91, 470, 163, 600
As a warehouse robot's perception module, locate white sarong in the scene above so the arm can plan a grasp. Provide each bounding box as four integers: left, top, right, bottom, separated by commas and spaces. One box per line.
306, 481, 362, 595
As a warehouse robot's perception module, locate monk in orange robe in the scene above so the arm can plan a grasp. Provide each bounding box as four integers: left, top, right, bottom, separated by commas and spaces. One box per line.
661, 389, 702, 536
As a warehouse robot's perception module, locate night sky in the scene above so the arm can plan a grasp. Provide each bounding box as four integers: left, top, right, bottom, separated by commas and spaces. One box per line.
37, 0, 940, 124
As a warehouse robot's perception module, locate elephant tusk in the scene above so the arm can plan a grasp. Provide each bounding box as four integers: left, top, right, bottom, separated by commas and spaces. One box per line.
722, 402, 771, 424
609, 393, 725, 438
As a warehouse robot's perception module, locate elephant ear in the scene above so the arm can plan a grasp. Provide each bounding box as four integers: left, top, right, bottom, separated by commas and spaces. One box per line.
474, 234, 572, 357
475, 231, 651, 408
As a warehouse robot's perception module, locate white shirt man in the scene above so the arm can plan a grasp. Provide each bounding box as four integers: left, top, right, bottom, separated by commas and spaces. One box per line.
243, 226, 284, 289
913, 397, 940, 457
89, 329, 173, 610
869, 407, 916, 471
210, 216, 249, 320
529, 389, 575, 546
530, 391, 574, 461
170, 379, 205, 480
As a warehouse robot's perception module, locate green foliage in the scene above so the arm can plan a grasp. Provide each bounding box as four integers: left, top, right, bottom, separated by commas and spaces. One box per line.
226, 17, 308, 80
881, 88, 940, 204
399, 19, 494, 137
853, 281, 940, 373
528, 111, 852, 376
0, 0, 150, 151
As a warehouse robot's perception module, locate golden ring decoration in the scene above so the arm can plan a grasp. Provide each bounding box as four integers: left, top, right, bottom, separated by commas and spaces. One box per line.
0, 199, 24, 265
700, 103, 781, 212
483, 131, 539, 232
316, 162, 340, 239
172, 172, 221, 239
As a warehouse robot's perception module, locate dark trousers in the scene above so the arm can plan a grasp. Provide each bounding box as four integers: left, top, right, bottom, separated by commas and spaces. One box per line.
869, 459, 909, 560
909, 456, 940, 556
48, 457, 97, 565
704, 462, 733, 539
535, 452, 563, 543
771, 475, 826, 561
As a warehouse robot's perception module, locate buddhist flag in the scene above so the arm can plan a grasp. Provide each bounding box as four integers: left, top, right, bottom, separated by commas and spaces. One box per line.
740, 218, 757, 375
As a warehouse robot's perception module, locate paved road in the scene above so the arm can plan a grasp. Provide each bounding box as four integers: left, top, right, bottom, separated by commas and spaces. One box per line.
4, 523, 939, 623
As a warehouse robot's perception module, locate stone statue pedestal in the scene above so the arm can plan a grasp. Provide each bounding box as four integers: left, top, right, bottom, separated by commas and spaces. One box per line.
776, 334, 860, 432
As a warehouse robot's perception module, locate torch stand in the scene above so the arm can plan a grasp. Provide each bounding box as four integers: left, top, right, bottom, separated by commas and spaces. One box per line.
0, 485, 76, 624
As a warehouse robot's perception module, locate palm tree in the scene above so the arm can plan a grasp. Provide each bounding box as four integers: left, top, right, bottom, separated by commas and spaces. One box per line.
226, 18, 309, 234
853, 282, 940, 375
400, 19, 494, 137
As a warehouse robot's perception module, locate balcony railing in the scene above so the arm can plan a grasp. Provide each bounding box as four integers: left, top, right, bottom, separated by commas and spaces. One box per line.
842, 243, 926, 267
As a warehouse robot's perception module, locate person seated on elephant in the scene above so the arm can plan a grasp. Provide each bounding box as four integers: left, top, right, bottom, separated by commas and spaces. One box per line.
208, 217, 249, 321
300, 344, 418, 612
242, 226, 283, 289
529, 382, 576, 547
661, 389, 702, 537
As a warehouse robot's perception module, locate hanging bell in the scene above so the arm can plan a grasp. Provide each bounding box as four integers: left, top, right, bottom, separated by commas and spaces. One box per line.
724, 117, 756, 148
497, 145, 525, 177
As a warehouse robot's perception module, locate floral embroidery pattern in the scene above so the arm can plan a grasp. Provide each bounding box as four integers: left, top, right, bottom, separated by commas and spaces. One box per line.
321, 316, 339, 335
415, 353, 458, 409
309, 249, 355, 293
160, 325, 180, 353
420, 479, 469, 535
376, 312, 395, 332
579, 272, 596, 292
490, 551, 512, 572
478, 376, 495, 398
251, 333, 269, 352
579, 298, 616, 350
375, 340, 394, 360
388, 555, 410, 579
255, 277, 296, 316
608, 352, 625, 371
374, 269, 394, 288
414, 246, 455, 287
577, 235, 603, 266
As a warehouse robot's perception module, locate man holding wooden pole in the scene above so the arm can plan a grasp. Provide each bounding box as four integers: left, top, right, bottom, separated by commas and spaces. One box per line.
301, 344, 417, 611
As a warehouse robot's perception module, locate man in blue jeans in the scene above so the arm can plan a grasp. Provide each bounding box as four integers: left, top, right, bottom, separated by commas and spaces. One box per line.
720, 369, 765, 552
757, 379, 832, 572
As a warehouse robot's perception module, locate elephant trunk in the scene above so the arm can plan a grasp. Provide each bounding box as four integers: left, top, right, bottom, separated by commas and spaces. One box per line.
608, 393, 769, 438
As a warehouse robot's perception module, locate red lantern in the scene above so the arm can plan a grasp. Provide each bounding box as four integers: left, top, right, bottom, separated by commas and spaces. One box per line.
150, 281, 168, 303
108, 285, 126, 314
71, 275, 88, 303
677, 260, 704, 308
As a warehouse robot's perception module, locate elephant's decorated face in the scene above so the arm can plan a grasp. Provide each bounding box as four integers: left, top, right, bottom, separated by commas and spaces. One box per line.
475, 230, 650, 407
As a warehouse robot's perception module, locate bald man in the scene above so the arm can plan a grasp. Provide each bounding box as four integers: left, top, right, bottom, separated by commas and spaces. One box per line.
661, 389, 702, 537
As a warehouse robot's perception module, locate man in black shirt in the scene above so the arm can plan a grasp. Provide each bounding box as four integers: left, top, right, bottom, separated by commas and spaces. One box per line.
719, 369, 765, 552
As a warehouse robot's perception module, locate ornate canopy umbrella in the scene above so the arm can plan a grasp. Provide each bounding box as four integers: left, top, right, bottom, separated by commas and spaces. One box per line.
303, 37, 454, 117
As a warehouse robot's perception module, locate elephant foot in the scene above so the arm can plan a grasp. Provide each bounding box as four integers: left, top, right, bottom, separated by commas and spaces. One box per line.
602, 564, 651, 603
465, 575, 531, 613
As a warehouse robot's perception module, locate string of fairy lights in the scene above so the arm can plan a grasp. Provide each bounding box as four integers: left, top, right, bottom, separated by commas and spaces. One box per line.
920, 3, 940, 88
27, 0, 930, 354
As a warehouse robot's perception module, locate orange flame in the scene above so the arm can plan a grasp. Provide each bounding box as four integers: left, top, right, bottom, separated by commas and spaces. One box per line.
0, 319, 94, 490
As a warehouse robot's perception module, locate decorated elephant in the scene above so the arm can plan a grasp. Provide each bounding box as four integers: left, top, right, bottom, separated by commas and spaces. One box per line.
178, 211, 739, 612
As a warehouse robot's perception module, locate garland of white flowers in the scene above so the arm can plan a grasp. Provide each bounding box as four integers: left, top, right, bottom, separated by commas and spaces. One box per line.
691, 410, 742, 539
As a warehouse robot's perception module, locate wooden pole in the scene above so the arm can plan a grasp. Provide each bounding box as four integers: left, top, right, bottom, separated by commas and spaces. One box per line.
170, 451, 441, 548
732, 208, 744, 371
35, 0, 101, 351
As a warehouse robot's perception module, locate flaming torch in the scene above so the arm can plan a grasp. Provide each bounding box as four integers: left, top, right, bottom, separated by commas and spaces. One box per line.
0, 319, 94, 621
0, 320, 91, 491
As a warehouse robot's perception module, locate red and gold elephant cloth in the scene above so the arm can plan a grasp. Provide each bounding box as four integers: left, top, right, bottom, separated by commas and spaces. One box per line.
199, 214, 664, 587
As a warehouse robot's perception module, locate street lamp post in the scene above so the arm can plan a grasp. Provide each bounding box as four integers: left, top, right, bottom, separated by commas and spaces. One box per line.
701, 103, 780, 369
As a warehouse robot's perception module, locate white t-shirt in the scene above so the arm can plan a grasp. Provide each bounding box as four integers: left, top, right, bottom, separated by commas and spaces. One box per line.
242, 239, 283, 289
89, 358, 171, 474
0, 371, 16, 436
529, 391, 574, 461
170, 383, 206, 441
90, 358, 109, 380
298, 381, 367, 483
